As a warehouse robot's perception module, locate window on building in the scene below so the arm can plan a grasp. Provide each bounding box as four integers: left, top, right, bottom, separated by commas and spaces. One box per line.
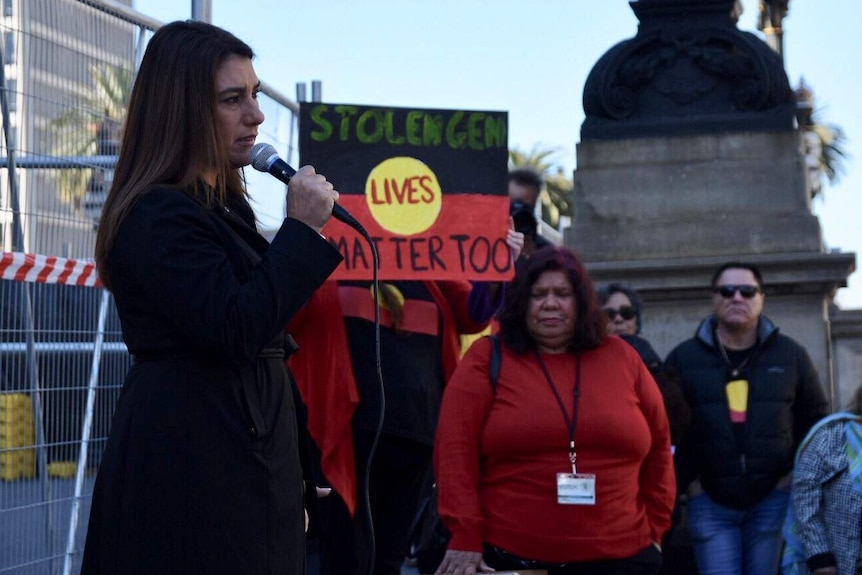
3, 0, 12, 18
3, 31, 14, 64
4, 78, 15, 111
4, 126, 18, 149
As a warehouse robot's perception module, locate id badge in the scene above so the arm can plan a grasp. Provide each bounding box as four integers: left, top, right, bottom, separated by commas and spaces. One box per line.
557, 472, 596, 505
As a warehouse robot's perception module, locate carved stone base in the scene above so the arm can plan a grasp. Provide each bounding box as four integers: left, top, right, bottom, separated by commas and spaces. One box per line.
568, 131, 822, 262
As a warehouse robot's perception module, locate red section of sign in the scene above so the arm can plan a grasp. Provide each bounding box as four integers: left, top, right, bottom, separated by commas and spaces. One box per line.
324, 194, 512, 281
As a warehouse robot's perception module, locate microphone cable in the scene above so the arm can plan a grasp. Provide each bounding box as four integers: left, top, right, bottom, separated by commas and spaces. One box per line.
353, 223, 383, 575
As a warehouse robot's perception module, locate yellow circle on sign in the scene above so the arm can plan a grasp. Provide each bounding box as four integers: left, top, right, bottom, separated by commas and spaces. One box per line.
365, 157, 442, 235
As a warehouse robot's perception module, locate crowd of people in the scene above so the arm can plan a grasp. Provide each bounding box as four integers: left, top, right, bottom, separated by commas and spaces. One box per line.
80, 18, 858, 575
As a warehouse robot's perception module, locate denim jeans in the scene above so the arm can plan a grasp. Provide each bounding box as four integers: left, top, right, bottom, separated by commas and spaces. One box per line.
688, 487, 789, 575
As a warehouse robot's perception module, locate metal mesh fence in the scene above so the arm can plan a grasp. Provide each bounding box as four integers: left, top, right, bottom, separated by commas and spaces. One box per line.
0, 1, 298, 573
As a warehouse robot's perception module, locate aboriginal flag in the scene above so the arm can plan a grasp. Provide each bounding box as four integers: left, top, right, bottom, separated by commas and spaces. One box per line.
299, 102, 511, 282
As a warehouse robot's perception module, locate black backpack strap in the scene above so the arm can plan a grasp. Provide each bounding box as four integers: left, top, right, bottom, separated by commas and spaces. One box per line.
488, 334, 502, 391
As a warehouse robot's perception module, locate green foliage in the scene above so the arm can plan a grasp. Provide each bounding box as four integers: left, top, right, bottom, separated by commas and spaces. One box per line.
810, 120, 849, 186
49, 64, 132, 212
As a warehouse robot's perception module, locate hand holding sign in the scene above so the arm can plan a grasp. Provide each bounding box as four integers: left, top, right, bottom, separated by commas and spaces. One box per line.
506, 216, 525, 263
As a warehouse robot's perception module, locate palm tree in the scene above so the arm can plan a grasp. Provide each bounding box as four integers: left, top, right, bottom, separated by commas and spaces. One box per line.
49, 63, 132, 216
508, 145, 574, 229
810, 118, 849, 186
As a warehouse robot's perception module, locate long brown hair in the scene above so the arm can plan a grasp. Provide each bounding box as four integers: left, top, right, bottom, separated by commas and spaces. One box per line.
499, 246, 607, 354
94, 21, 254, 290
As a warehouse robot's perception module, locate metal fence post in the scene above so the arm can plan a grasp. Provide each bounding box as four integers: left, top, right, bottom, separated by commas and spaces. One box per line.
62, 288, 111, 575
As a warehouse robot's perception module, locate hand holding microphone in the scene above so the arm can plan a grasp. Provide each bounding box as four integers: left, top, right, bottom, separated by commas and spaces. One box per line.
287, 166, 338, 234
249, 143, 366, 235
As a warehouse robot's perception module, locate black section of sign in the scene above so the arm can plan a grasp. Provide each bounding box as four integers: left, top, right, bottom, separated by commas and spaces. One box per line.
299, 102, 508, 196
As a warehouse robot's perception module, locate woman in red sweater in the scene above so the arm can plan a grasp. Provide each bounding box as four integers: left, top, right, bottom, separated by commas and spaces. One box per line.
434, 247, 676, 575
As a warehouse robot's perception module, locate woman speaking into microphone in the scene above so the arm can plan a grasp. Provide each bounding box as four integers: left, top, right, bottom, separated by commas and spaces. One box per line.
82, 20, 342, 575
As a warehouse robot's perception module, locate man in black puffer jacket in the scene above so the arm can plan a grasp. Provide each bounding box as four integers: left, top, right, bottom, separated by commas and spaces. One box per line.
665, 262, 828, 575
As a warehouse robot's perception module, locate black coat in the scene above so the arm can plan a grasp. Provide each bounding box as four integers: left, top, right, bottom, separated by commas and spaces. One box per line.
81, 187, 342, 575
665, 315, 829, 509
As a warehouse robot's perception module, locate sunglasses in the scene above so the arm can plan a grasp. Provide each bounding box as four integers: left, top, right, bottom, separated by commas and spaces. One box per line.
604, 306, 636, 320
712, 284, 761, 299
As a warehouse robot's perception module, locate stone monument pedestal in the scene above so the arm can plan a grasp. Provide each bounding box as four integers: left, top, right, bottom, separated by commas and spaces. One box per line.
569, 132, 822, 261
569, 0, 856, 404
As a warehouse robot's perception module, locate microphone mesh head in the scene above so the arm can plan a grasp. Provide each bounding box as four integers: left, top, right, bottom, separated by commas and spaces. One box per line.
249, 143, 278, 172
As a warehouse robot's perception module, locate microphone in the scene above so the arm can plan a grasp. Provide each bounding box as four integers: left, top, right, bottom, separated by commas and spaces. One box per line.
248, 143, 366, 234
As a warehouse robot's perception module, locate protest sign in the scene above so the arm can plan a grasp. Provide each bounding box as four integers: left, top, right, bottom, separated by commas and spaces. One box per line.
300, 102, 510, 280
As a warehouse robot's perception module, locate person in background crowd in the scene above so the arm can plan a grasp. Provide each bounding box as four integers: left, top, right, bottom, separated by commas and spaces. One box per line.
510, 198, 544, 261
783, 383, 862, 575
508, 167, 552, 256
434, 246, 675, 575
288, 230, 523, 575
665, 262, 829, 575
82, 21, 342, 575
597, 282, 690, 446
598, 283, 693, 575
653, 362, 698, 575
598, 282, 643, 337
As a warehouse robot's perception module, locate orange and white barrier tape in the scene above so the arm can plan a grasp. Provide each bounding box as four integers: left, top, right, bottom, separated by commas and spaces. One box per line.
0, 252, 102, 287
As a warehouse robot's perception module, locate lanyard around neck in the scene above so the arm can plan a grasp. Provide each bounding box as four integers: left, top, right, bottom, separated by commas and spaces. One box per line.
535, 350, 582, 473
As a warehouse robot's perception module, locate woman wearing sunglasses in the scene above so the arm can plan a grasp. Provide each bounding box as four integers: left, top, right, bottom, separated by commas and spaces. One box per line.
598, 282, 669, 377
665, 262, 830, 575
598, 282, 694, 573
598, 282, 642, 337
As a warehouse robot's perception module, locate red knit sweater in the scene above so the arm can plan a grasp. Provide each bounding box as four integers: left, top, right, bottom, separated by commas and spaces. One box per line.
434, 336, 676, 563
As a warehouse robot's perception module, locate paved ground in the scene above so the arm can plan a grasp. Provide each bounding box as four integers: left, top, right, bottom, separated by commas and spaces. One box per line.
4, 473, 426, 575
0, 475, 94, 574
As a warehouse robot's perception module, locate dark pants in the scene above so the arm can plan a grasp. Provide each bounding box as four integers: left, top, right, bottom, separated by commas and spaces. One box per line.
484, 543, 663, 575
659, 496, 699, 575
320, 431, 432, 575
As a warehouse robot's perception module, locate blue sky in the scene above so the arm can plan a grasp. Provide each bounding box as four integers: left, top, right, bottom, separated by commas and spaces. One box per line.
134, 0, 862, 308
